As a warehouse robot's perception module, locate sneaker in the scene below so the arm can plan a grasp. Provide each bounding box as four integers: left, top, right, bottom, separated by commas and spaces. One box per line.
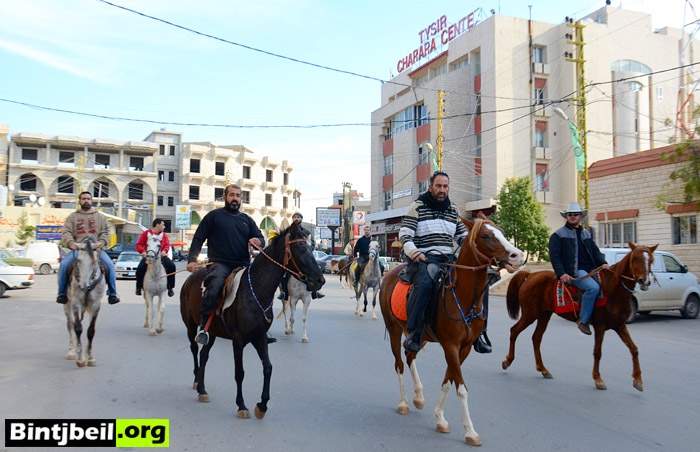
195, 328, 209, 346
135, 287, 142, 296
168, 289, 174, 297
577, 322, 592, 335
108, 295, 120, 305
56, 294, 68, 304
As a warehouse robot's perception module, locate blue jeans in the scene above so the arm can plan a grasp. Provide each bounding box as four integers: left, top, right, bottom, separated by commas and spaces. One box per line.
58, 250, 117, 296
570, 269, 600, 325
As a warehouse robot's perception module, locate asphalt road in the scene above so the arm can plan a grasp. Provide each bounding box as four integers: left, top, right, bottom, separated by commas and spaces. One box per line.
1, 269, 699, 451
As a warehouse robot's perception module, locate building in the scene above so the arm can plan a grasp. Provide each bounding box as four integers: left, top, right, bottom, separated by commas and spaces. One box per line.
0, 124, 8, 190
370, 6, 698, 241
144, 129, 183, 232
589, 143, 700, 274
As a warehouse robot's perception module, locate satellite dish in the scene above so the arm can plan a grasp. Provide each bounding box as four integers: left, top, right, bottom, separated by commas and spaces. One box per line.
37, 196, 46, 206
28, 194, 37, 203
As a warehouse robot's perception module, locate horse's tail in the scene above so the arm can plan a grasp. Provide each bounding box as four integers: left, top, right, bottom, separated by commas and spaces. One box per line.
506, 270, 530, 320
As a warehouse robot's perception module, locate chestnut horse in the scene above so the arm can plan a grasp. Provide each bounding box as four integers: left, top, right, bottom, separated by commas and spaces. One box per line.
180, 222, 325, 418
379, 218, 524, 446
502, 242, 657, 391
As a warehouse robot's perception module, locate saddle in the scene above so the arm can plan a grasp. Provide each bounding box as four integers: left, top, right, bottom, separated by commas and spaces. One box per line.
553, 281, 607, 315
390, 263, 446, 325
67, 260, 107, 283
215, 267, 245, 314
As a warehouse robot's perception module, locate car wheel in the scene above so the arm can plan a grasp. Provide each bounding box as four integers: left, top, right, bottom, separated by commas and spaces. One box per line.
639, 311, 651, 315
681, 294, 700, 319
626, 297, 638, 324
0, 282, 7, 297
39, 264, 52, 275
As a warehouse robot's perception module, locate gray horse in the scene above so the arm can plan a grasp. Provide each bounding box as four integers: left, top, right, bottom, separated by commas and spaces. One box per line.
143, 234, 168, 336
65, 238, 106, 367
353, 241, 381, 319
281, 276, 313, 343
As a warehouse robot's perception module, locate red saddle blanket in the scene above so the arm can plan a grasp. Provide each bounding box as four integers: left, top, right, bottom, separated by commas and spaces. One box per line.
391, 280, 411, 321
553, 281, 607, 315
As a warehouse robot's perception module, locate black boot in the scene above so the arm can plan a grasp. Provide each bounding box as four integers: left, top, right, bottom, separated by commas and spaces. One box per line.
474, 331, 492, 354
168, 288, 174, 297
403, 332, 422, 353
311, 291, 325, 299
56, 294, 68, 304
108, 294, 120, 305
195, 320, 209, 346
277, 292, 286, 301
135, 287, 142, 296
266, 334, 277, 344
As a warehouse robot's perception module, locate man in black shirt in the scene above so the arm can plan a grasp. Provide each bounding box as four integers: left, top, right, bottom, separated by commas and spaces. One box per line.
187, 184, 265, 346
277, 212, 324, 301
353, 226, 372, 288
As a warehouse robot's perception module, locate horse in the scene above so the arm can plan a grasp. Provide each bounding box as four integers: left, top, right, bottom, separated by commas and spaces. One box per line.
179, 222, 325, 418
64, 237, 107, 368
337, 256, 352, 288
502, 241, 657, 392
143, 233, 168, 336
354, 241, 381, 319
281, 276, 313, 343
379, 218, 524, 446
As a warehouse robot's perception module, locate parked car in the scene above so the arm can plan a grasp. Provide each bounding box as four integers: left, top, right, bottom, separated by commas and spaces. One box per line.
24, 242, 61, 275
105, 243, 136, 261
601, 248, 700, 322
115, 252, 142, 279
0, 259, 34, 296
0, 249, 34, 268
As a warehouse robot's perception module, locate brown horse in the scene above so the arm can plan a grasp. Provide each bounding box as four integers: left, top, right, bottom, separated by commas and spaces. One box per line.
502, 241, 657, 391
379, 218, 524, 446
179, 223, 325, 418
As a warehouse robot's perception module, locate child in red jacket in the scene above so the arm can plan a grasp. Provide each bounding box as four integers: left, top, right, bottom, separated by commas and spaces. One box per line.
135, 219, 176, 297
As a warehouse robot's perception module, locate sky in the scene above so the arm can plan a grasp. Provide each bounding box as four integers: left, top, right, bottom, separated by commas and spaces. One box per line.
0, 0, 691, 222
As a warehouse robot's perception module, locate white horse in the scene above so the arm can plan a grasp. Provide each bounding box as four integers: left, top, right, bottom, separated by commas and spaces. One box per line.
65, 238, 106, 367
354, 241, 382, 319
281, 276, 313, 343
143, 233, 168, 336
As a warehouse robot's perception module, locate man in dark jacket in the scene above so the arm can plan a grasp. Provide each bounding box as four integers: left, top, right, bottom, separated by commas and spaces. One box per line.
548, 202, 608, 335
187, 184, 265, 346
277, 212, 324, 301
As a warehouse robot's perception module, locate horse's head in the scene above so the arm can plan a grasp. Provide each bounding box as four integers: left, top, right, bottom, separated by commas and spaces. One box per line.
146, 233, 162, 263
282, 222, 326, 292
626, 242, 658, 291
460, 218, 524, 272
74, 238, 101, 292
368, 241, 380, 261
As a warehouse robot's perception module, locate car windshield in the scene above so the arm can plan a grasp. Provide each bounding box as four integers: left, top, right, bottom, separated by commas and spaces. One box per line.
118, 253, 141, 262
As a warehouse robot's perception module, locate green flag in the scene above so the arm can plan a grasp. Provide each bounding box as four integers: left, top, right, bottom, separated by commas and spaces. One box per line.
568, 121, 585, 172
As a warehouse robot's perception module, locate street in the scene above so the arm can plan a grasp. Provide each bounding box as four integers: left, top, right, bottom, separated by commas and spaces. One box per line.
1, 270, 699, 452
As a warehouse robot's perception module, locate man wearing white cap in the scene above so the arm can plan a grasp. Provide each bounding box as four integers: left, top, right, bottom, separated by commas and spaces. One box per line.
548, 202, 608, 335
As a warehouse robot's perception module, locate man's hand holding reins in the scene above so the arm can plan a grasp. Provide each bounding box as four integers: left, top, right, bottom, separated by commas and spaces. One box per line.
248, 238, 262, 249
187, 262, 200, 273
410, 250, 427, 263
560, 274, 574, 284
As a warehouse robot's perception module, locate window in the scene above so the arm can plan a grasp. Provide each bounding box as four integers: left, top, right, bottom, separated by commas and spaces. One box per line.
243, 166, 251, 179
448, 55, 469, 72
21, 148, 38, 163
19, 175, 37, 191
656, 87, 663, 101
535, 164, 549, 191
128, 182, 143, 200
283, 196, 288, 209
429, 63, 446, 79
167, 196, 174, 207
535, 121, 547, 147
663, 255, 683, 273
129, 156, 144, 171
57, 175, 74, 194
532, 46, 546, 64
189, 185, 199, 200
265, 193, 272, 206
215, 161, 225, 176
390, 106, 415, 136
158, 170, 165, 181
418, 145, 429, 164
383, 155, 393, 176
672, 215, 697, 244
95, 154, 110, 168
283, 173, 289, 185
535, 87, 546, 105
190, 159, 200, 173
93, 180, 109, 198
242, 191, 250, 204
214, 187, 224, 201
58, 151, 74, 166
600, 221, 637, 247
162, 219, 172, 233
168, 171, 175, 182
418, 180, 428, 193
169, 145, 175, 156
159, 144, 165, 155
414, 103, 428, 127
266, 169, 273, 182
157, 195, 164, 206
384, 190, 392, 210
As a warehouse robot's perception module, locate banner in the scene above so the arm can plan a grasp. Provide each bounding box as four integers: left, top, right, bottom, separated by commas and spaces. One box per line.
175, 205, 191, 230
316, 208, 341, 227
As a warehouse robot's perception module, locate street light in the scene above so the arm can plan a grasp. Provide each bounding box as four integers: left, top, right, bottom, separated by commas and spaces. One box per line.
553, 106, 589, 212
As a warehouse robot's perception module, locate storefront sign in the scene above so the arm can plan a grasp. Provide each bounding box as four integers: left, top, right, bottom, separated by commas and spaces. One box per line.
316, 207, 341, 227
175, 205, 191, 230
393, 188, 413, 200
370, 223, 386, 235
36, 225, 62, 241
396, 9, 484, 73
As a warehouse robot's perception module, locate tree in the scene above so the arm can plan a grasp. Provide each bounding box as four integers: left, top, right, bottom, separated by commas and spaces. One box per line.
662, 140, 700, 205
15, 212, 36, 246
492, 177, 550, 262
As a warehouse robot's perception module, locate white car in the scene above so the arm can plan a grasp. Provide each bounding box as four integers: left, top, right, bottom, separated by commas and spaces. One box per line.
24, 242, 61, 275
0, 259, 35, 296
601, 248, 700, 321
196, 246, 208, 264
115, 251, 142, 279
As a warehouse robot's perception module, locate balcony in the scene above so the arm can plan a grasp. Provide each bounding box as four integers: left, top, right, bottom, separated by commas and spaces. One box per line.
281, 184, 294, 194
262, 156, 280, 168
474, 74, 481, 92
262, 181, 279, 191
237, 178, 256, 188
186, 171, 205, 180
383, 138, 393, 156
532, 62, 550, 75
535, 191, 551, 204
242, 204, 256, 214
533, 104, 551, 117
535, 147, 550, 160
265, 206, 280, 215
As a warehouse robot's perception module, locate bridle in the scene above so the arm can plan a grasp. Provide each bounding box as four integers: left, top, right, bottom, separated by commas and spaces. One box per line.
74, 243, 103, 295
250, 234, 310, 281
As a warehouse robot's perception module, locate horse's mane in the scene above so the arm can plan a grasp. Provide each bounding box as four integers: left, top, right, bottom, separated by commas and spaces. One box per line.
467, 218, 486, 249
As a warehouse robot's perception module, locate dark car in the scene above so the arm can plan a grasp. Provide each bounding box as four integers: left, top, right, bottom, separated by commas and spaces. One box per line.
105, 244, 136, 261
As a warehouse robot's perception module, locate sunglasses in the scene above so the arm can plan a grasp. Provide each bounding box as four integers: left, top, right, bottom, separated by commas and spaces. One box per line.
566, 213, 582, 217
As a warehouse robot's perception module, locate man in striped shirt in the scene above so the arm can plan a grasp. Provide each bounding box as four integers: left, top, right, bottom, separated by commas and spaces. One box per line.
400, 171, 467, 353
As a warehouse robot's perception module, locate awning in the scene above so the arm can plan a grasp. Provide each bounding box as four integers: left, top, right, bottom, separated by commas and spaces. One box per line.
101, 212, 147, 232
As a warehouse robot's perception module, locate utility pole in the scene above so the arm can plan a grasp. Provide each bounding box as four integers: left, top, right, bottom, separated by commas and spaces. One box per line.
76, 154, 86, 192
342, 181, 353, 250
437, 90, 445, 170
528, 5, 535, 191
565, 17, 589, 210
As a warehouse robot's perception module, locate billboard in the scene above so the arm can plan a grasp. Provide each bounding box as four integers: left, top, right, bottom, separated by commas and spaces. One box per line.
175, 205, 192, 230
318, 227, 334, 239
316, 207, 341, 227
35, 225, 62, 241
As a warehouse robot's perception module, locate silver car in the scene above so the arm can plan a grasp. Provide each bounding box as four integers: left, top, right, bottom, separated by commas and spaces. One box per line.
115, 251, 142, 279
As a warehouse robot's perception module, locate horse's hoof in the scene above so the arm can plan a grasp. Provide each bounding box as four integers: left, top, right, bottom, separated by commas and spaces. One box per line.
65, 351, 77, 360
413, 398, 425, 410
301, 337, 309, 343
371, 314, 378, 320
254, 405, 266, 419
149, 330, 157, 336
143, 322, 148, 328
198, 393, 209, 403
237, 410, 250, 419
284, 330, 292, 336
501, 360, 510, 370
633, 380, 644, 392
155, 328, 164, 335
436, 423, 450, 433
595, 380, 607, 390
76, 361, 86, 368
465, 435, 482, 447
87, 359, 96, 367
542, 371, 553, 379
397, 403, 409, 416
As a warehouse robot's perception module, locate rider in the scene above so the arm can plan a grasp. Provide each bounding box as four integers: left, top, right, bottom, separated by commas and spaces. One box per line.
401, 171, 467, 353
187, 184, 265, 346
353, 226, 386, 286
277, 212, 325, 301
134, 218, 177, 297
56, 191, 120, 305
549, 202, 608, 336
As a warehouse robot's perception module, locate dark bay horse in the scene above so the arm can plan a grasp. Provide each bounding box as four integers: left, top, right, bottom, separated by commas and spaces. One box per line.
180, 222, 325, 418
379, 218, 524, 446
502, 242, 657, 391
